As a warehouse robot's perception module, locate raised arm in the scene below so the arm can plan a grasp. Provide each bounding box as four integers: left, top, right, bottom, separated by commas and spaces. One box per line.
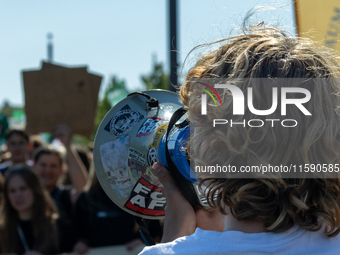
53, 124, 88, 203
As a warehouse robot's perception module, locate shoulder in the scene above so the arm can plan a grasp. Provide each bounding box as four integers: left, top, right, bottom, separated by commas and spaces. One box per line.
139, 229, 216, 255
140, 226, 340, 255
139, 239, 186, 255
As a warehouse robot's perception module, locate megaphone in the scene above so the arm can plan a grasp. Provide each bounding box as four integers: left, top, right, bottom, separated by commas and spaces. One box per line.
93, 90, 206, 221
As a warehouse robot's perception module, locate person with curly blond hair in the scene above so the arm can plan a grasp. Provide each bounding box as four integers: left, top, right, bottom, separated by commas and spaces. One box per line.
140, 23, 340, 254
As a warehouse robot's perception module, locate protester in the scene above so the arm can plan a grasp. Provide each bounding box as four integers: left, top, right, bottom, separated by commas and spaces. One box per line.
33, 124, 88, 203
140, 22, 340, 254
0, 165, 59, 254
0, 130, 30, 176
73, 163, 162, 254
32, 124, 88, 252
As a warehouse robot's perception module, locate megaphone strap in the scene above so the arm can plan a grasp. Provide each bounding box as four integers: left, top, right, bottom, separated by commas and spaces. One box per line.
165, 107, 200, 208
175, 118, 190, 129
127, 91, 159, 108
135, 216, 156, 246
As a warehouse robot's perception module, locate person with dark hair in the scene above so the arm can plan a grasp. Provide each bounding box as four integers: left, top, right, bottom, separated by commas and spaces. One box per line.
72, 165, 140, 253
72, 163, 162, 254
33, 147, 65, 196
32, 146, 79, 252
141, 23, 340, 254
32, 127, 88, 204
0, 165, 59, 254
32, 124, 88, 252
0, 129, 31, 176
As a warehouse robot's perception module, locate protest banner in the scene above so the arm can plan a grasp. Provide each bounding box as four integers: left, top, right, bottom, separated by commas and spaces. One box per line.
23, 62, 102, 137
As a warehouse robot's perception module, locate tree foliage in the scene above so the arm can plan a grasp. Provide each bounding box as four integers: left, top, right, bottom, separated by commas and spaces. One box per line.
92, 76, 128, 139
141, 55, 169, 90
91, 56, 170, 140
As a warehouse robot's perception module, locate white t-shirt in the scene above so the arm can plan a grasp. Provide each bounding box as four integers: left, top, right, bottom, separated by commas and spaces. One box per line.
140, 225, 340, 255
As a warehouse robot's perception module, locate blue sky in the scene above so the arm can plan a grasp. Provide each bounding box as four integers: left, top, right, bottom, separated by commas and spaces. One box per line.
0, 0, 295, 108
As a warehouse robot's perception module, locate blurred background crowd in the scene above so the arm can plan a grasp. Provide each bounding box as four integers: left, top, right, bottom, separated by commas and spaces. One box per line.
0, 126, 162, 254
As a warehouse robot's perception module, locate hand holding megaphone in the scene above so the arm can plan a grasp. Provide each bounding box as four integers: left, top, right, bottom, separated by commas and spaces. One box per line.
153, 162, 223, 242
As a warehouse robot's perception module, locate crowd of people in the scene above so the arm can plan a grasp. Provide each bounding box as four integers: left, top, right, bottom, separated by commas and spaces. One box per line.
0, 125, 162, 254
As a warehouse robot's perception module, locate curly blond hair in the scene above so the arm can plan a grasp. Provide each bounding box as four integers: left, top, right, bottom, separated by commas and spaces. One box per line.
181, 25, 340, 236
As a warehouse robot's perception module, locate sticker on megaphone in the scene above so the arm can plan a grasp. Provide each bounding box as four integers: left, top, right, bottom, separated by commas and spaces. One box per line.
94, 90, 208, 220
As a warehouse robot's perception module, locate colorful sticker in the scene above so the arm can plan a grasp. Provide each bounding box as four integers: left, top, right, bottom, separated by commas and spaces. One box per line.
136, 117, 168, 137
148, 123, 168, 148
104, 104, 144, 138
128, 151, 160, 187
128, 148, 148, 167
124, 178, 166, 216
99, 136, 134, 199
128, 165, 142, 184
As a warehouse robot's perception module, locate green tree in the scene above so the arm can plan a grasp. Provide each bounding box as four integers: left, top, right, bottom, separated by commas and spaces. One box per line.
141, 55, 169, 90
92, 76, 128, 139
0, 113, 8, 144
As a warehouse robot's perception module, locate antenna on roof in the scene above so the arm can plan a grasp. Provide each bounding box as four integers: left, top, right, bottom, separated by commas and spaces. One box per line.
47, 33, 53, 63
